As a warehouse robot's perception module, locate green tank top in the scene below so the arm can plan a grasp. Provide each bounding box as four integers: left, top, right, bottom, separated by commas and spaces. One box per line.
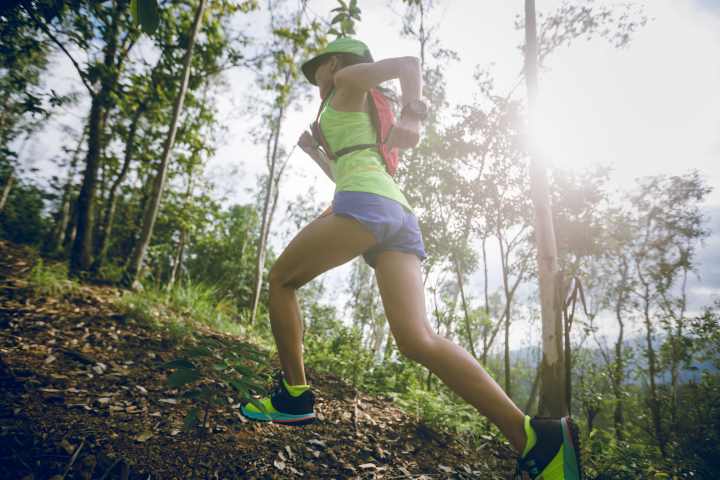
319, 92, 413, 212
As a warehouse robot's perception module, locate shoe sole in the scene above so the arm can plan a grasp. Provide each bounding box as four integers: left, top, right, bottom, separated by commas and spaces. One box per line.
240, 406, 317, 426
561, 416, 582, 480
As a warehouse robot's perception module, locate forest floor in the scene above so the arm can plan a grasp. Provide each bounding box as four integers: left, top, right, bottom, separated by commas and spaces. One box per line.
0, 239, 515, 480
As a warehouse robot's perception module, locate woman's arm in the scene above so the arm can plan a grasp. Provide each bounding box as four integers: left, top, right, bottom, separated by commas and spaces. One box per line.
333, 56, 421, 104
308, 149, 335, 182
334, 57, 423, 150
298, 130, 335, 182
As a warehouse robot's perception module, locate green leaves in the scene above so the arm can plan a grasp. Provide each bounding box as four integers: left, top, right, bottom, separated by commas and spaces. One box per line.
328, 0, 361, 38
167, 367, 201, 388
161, 339, 269, 433
130, 0, 160, 35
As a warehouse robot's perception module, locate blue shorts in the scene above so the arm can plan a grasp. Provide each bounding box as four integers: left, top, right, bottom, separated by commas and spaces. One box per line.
332, 191, 427, 268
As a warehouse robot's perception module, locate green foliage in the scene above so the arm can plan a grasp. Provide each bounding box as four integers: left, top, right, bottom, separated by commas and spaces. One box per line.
28, 258, 81, 298
161, 336, 269, 430
130, 0, 159, 35
118, 280, 245, 340
305, 318, 375, 389
328, 0, 361, 38
0, 179, 49, 247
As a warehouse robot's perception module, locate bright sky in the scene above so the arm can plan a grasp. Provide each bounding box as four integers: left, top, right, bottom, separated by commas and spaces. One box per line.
23, 0, 720, 349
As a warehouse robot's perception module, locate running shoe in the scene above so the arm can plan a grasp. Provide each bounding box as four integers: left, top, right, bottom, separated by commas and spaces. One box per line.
240, 371, 316, 426
514, 416, 582, 480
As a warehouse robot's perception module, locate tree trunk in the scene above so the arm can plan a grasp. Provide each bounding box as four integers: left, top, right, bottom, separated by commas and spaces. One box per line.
0, 171, 14, 213
93, 98, 146, 272
481, 237, 491, 365
641, 282, 666, 455
525, 0, 566, 417
123, 0, 207, 288
50, 129, 86, 254
69, 3, 124, 277
498, 234, 512, 397
613, 256, 628, 441
250, 98, 287, 325
453, 253, 478, 359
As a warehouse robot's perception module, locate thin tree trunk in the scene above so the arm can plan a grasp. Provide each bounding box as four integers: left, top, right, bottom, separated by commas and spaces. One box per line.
250, 99, 287, 325
453, 253, 477, 359
0, 171, 14, 213
525, 363, 541, 414
498, 234, 512, 396
123, 0, 207, 288
51, 129, 86, 253
481, 237, 491, 365
525, 0, 566, 417
93, 96, 147, 272
641, 282, 665, 455
613, 256, 628, 441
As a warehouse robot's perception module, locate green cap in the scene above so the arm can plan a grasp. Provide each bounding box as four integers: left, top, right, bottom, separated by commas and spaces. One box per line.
301, 37, 373, 85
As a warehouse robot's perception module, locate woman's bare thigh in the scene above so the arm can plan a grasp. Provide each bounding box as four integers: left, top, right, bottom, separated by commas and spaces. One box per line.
271, 213, 377, 289
373, 250, 434, 342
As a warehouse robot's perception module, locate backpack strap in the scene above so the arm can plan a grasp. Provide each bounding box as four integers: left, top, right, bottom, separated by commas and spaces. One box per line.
311, 88, 398, 176
311, 89, 337, 160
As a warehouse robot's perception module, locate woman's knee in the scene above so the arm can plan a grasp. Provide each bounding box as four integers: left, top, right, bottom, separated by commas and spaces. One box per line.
269, 264, 293, 290
395, 330, 439, 363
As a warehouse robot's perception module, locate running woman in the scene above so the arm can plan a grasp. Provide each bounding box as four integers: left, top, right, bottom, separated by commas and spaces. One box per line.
241, 37, 582, 480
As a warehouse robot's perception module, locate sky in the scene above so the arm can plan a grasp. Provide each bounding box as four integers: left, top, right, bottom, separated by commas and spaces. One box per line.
21, 0, 720, 350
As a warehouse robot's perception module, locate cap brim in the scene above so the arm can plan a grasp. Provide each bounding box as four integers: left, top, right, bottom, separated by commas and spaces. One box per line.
301, 52, 334, 86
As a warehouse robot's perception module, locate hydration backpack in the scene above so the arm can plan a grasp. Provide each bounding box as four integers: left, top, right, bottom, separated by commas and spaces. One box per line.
311, 88, 400, 176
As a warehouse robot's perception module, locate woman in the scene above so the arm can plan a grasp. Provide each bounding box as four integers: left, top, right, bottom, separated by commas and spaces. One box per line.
241, 37, 581, 480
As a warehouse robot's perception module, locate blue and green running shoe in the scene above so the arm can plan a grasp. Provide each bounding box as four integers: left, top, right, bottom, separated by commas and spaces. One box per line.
515, 416, 582, 480
240, 372, 316, 426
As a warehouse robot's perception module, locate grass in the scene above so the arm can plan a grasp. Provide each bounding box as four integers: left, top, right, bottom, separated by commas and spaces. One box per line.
28, 259, 82, 298
117, 279, 256, 343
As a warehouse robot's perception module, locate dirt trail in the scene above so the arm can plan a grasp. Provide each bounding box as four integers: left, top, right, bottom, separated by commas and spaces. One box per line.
0, 240, 514, 479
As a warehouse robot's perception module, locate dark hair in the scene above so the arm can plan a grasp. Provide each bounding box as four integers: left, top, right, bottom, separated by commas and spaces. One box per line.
331, 54, 399, 106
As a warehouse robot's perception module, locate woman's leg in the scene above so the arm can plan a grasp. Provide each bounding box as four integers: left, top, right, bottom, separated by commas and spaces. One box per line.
268, 213, 376, 386
374, 250, 527, 453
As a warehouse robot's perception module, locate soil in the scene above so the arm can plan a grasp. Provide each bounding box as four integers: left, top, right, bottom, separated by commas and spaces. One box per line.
0, 239, 515, 479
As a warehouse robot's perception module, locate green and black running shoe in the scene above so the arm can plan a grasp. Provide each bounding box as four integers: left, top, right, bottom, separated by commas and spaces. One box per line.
514, 416, 582, 480
240, 371, 316, 426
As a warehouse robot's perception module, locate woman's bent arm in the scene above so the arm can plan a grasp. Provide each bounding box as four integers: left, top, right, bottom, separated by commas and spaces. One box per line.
334, 56, 421, 102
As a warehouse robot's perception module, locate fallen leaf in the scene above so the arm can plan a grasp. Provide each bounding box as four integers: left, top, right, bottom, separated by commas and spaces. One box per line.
274, 460, 285, 471
158, 398, 177, 405
439, 465, 453, 473
134, 431, 154, 442
359, 463, 376, 469
59, 438, 75, 455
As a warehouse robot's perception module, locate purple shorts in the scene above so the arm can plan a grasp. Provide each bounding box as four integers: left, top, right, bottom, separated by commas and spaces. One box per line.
332, 191, 427, 268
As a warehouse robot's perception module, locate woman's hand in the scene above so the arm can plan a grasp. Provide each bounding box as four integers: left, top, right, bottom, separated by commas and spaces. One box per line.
298, 130, 319, 154
386, 114, 421, 150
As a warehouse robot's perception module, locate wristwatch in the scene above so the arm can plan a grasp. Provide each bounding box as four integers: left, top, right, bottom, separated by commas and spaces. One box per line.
401, 99, 428, 121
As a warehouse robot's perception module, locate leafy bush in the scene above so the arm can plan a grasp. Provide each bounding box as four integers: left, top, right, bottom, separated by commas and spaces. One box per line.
161, 337, 270, 431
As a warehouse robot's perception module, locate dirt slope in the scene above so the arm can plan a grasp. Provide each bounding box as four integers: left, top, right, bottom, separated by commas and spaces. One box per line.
0, 240, 515, 479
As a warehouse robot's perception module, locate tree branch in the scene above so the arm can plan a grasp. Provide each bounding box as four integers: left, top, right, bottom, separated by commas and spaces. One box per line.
22, 4, 95, 95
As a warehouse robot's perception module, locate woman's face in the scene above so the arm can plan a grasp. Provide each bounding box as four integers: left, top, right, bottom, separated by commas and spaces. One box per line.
314, 56, 338, 98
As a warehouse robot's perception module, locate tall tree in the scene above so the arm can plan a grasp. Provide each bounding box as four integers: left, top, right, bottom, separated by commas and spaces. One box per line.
123, 0, 207, 287
19, 0, 141, 276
